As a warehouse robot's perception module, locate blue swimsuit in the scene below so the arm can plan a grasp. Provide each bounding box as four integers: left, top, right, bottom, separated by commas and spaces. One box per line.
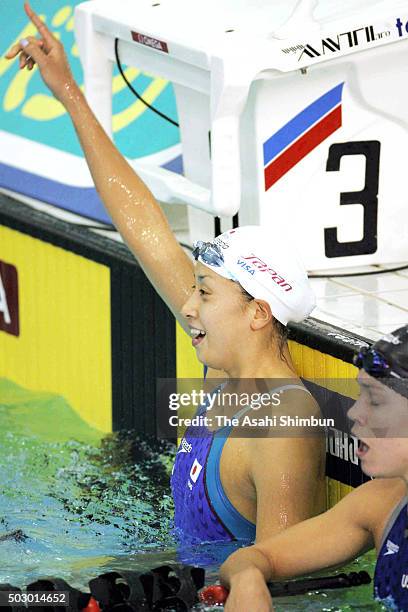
170, 384, 309, 543
375, 497, 408, 611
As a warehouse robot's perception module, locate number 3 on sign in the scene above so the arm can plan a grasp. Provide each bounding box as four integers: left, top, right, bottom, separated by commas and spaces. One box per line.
324, 141, 381, 258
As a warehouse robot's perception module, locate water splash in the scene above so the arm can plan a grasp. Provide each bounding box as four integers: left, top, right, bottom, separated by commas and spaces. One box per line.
0, 379, 176, 588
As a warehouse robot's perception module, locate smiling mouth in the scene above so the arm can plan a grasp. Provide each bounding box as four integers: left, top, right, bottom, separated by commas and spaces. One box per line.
190, 327, 206, 347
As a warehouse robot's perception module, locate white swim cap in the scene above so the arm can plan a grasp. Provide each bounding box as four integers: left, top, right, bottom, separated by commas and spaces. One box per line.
193, 225, 315, 325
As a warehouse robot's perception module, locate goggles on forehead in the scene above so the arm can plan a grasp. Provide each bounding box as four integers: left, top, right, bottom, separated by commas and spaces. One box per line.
353, 346, 401, 379
192, 240, 237, 281
193, 241, 224, 266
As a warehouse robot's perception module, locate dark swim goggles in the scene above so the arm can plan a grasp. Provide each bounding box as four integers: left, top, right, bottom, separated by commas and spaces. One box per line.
192, 241, 237, 281
353, 346, 400, 379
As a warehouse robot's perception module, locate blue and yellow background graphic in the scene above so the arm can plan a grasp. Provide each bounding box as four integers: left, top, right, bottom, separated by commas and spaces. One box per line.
0, 0, 180, 221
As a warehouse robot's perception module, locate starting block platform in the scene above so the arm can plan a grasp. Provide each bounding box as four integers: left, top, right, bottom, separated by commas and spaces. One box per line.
74, 0, 408, 271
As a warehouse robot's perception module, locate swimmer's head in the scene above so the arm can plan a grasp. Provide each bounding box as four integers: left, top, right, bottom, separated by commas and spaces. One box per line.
192, 226, 315, 326
183, 226, 314, 373
354, 325, 408, 399
348, 324, 408, 480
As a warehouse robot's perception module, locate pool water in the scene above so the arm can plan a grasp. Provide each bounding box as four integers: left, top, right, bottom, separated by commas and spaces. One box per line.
0, 378, 385, 610
0, 378, 177, 588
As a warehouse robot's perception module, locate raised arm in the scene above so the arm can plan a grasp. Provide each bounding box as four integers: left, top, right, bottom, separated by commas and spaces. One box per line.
220, 478, 405, 612
6, 3, 194, 330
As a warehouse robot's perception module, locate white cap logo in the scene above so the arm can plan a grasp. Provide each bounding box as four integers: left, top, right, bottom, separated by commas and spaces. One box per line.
199, 226, 316, 325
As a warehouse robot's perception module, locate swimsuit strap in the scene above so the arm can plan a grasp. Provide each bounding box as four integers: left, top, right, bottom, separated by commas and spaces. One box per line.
378, 496, 408, 552
275, 384, 311, 394
196, 382, 225, 416
231, 383, 310, 419
232, 404, 254, 420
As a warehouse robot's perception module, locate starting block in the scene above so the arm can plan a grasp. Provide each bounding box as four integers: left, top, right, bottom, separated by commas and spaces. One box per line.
74, 0, 408, 270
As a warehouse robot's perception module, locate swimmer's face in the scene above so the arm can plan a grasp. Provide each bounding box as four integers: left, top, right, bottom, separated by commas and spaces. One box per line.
348, 370, 408, 479
181, 262, 256, 370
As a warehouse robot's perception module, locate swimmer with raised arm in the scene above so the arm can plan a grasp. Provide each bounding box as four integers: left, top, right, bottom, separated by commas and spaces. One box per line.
6, 3, 326, 545
220, 325, 408, 611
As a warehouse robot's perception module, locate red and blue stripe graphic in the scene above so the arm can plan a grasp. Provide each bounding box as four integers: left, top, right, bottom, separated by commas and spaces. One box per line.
263, 82, 344, 191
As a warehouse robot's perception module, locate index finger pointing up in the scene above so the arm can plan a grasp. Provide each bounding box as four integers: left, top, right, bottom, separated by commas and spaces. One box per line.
24, 2, 56, 48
